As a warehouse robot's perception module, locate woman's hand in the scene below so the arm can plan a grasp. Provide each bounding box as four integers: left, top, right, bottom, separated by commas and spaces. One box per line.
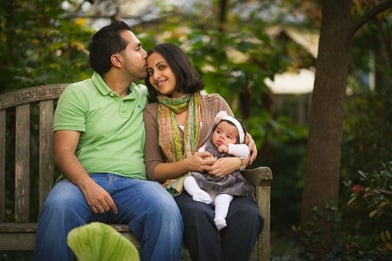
207, 157, 241, 178
245, 133, 258, 164
185, 151, 216, 173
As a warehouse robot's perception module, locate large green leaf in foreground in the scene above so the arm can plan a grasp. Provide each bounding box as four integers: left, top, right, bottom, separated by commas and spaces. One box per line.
67, 222, 139, 261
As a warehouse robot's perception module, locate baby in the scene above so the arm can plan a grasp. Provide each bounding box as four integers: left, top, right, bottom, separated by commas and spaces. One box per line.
184, 111, 254, 230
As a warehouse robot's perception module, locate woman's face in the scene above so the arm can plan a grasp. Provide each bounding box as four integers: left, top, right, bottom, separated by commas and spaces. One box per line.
146, 52, 179, 97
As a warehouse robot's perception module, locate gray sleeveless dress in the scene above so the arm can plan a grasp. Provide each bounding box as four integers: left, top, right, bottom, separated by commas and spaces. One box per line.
191, 140, 254, 198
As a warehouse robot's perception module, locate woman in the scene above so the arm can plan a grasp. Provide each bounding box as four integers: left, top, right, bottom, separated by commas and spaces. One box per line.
143, 43, 263, 261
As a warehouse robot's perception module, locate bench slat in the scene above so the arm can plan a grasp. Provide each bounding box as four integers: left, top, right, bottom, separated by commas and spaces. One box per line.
0, 232, 36, 250
39, 100, 55, 208
0, 223, 140, 251
15, 104, 30, 222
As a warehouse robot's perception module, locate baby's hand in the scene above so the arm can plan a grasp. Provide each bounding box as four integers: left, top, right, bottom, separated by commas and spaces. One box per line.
217, 145, 229, 153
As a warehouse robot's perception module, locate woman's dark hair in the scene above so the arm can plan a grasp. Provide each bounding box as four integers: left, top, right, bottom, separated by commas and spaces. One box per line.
89, 21, 131, 76
144, 43, 205, 102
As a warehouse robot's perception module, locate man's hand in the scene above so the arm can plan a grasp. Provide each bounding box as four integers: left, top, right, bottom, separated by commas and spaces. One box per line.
81, 180, 118, 215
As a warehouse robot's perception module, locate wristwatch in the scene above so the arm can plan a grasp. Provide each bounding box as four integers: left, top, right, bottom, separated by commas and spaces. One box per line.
240, 159, 245, 171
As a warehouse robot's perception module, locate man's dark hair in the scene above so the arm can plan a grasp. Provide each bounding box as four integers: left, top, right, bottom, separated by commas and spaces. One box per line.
144, 43, 205, 102
89, 21, 131, 76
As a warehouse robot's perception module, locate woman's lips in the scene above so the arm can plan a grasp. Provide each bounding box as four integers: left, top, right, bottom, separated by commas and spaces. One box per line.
156, 79, 166, 88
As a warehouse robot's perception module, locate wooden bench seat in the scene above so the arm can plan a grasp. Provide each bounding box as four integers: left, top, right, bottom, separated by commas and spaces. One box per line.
0, 84, 272, 260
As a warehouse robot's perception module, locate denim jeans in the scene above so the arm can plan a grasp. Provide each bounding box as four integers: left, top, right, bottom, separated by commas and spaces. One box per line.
35, 174, 183, 261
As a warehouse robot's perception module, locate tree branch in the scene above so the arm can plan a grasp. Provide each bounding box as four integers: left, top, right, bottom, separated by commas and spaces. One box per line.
352, 0, 392, 36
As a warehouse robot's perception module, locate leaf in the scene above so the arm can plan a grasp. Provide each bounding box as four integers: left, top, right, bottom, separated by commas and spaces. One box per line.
381, 231, 386, 242
347, 196, 357, 206
385, 242, 392, 251
67, 222, 140, 261
368, 209, 378, 218
386, 230, 391, 240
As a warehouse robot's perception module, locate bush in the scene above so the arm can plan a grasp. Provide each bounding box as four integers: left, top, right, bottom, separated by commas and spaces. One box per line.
341, 161, 392, 253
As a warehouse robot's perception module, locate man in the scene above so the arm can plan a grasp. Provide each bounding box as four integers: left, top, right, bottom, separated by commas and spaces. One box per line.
35, 21, 183, 261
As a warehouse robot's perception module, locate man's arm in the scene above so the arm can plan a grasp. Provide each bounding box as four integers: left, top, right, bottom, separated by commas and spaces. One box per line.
54, 130, 118, 214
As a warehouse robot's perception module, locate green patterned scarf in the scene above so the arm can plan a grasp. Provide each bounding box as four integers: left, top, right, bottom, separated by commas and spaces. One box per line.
157, 92, 202, 195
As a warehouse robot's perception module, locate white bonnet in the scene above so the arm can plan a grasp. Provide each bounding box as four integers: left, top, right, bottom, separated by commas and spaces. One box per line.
214, 111, 245, 143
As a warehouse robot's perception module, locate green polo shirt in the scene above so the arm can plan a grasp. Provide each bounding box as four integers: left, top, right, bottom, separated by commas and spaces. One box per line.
53, 72, 148, 179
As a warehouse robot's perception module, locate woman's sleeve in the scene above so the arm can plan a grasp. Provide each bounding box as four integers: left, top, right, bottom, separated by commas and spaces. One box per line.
143, 104, 164, 180
216, 94, 233, 116
199, 94, 234, 145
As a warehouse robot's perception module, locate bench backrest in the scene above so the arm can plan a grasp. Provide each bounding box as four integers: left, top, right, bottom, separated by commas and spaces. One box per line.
0, 84, 67, 222
0, 84, 272, 260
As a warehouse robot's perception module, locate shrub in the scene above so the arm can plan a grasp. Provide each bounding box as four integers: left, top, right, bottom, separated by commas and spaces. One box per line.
341, 161, 392, 253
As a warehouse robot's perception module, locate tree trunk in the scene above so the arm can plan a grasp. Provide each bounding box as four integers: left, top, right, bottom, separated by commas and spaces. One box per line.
300, 0, 353, 257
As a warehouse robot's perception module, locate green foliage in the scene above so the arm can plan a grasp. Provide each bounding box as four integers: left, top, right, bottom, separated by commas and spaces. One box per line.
298, 202, 341, 261
262, 116, 307, 251
339, 21, 392, 255
296, 162, 392, 260
322, 246, 392, 261
341, 92, 391, 179
340, 161, 392, 252
0, 0, 93, 93
67, 222, 140, 261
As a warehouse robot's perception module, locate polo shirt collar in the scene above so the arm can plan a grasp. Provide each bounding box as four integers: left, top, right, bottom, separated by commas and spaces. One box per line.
91, 72, 134, 97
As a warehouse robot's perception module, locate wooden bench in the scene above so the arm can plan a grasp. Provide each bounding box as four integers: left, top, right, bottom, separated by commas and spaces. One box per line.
0, 84, 273, 260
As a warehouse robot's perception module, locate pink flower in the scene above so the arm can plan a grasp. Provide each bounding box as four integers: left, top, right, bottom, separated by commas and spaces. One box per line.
352, 184, 364, 194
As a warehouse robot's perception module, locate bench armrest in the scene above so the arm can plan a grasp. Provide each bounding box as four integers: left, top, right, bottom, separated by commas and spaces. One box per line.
242, 166, 273, 186
242, 166, 273, 260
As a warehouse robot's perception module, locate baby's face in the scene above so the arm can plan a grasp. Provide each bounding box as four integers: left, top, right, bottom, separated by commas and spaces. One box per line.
212, 121, 238, 147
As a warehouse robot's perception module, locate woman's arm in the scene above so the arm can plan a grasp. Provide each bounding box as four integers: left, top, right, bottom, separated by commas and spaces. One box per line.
152, 151, 216, 183
245, 133, 258, 164
200, 95, 258, 176
144, 104, 216, 182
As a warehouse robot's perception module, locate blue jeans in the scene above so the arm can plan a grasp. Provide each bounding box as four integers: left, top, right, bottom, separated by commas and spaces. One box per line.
35, 174, 183, 261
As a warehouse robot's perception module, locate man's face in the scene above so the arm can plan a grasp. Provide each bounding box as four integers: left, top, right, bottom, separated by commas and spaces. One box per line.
118, 31, 148, 81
